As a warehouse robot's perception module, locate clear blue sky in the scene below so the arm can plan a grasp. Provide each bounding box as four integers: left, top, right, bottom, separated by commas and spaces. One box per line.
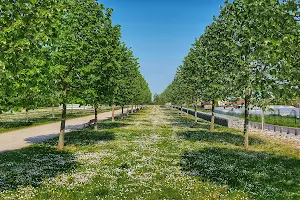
99, 0, 225, 95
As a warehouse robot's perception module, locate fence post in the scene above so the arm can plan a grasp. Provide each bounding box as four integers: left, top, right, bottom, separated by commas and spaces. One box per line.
287, 128, 290, 134
295, 129, 298, 136
273, 125, 276, 132
268, 124, 270, 131
280, 127, 283, 133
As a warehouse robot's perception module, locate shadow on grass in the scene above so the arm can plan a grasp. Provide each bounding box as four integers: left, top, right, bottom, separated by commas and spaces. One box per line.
0, 145, 77, 193
181, 147, 300, 199
169, 116, 211, 129
0, 112, 94, 131
97, 121, 130, 129
43, 130, 115, 146
178, 130, 264, 146
0, 121, 34, 129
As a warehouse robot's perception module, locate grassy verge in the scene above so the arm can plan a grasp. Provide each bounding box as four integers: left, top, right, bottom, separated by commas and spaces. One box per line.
248, 114, 300, 128
186, 106, 211, 113
190, 106, 300, 128
0, 108, 117, 134
0, 106, 299, 199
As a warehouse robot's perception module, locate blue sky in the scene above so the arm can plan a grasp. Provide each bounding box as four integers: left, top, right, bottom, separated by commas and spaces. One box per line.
99, 0, 225, 95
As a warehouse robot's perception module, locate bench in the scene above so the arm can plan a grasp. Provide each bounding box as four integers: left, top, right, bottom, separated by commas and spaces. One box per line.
85, 119, 97, 127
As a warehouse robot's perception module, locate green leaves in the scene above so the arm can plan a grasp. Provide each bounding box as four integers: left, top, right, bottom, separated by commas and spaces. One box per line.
161, 0, 299, 107
1, 0, 151, 111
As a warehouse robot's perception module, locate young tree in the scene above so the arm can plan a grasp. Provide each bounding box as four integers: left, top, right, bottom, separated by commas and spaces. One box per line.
47, 0, 117, 150
222, 0, 299, 148
0, 0, 57, 112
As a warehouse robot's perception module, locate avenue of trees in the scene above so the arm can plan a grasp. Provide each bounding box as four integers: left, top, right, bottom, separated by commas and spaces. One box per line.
0, 0, 152, 150
157, 0, 300, 149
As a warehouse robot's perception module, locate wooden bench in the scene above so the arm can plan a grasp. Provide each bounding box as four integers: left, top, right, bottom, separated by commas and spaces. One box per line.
85, 119, 97, 127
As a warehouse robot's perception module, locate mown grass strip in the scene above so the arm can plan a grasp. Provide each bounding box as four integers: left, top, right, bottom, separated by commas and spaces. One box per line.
0, 106, 299, 200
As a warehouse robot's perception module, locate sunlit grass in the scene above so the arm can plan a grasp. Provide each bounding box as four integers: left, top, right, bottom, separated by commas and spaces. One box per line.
0, 106, 299, 199
0, 107, 113, 133
248, 114, 300, 128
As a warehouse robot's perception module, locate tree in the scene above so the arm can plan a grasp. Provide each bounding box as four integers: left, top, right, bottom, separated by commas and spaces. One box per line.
0, 0, 57, 112
47, 0, 116, 150
222, 0, 299, 148
116, 45, 140, 116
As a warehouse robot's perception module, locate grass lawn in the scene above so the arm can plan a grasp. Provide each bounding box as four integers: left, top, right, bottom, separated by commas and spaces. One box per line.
0, 106, 299, 199
248, 114, 300, 128
0, 107, 114, 133
188, 106, 300, 128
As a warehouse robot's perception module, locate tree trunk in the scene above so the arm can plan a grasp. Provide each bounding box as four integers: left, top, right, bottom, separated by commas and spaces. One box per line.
112, 104, 115, 122
210, 100, 215, 132
261, 107, 265, 130
244, 88, 251, 149
94, 106, 98, 130
25, 109, 29, 122
52, 104, 55, 118
57, 83, 67, 150
180, 105, 183, 116
195, 101, 197, 123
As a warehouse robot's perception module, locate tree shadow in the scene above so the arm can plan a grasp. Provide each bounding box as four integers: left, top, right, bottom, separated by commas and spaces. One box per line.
0, 121, 34, 129
178, 130, 264, 146
0, 145, 77, 193
0, 111, 94, 130
97, 121, 130, 130
42, 130, 115, 146
181, 147, 300, 199
25, 133, 60, 144
169, 115, 211, 129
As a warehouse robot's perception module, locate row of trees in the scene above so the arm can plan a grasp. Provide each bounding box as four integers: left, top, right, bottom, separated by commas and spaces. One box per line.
158, 0, 299, 149
1, 0, 152, 150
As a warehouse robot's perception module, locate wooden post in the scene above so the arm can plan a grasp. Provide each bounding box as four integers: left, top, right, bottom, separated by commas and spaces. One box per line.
295, 129, 298, 136
94, 106, 98, 130
280, 127, 283, 133
287, 128, 290, 134
112, 104, 115, 122
273, 125, 276, 132
194, 102, 197, 123
52, 104, 55, 118
210, 100, 215, 132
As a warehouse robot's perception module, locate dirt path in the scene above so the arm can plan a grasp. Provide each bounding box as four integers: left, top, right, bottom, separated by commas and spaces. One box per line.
0, 109, 123, 152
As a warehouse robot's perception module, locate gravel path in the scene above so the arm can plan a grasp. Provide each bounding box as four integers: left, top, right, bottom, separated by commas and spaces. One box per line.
0, 109, 123, 152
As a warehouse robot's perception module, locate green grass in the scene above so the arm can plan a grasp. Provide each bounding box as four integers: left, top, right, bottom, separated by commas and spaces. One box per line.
0, 106, 299, 199
0, 107, 114, 133
187, 106, 212, 113
248, 114, 300, 128
189, 106, 300, 128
